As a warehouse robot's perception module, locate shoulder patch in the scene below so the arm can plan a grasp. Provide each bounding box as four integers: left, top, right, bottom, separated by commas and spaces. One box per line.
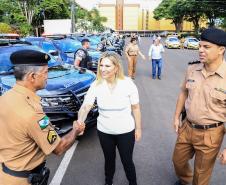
188, 60, 201, 65
38, 116, 50, 130
47, 130, 57, 145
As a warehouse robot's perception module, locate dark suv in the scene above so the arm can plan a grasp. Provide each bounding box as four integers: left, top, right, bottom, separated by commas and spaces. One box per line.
0, 40, 98, 134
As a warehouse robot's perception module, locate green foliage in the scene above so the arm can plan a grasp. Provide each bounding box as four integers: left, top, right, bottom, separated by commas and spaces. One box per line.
153, 0, 187, 32
18, 23, 32, 36
0, 23, 13, 33
154, 0, 226, 32
0, 0, 107, 34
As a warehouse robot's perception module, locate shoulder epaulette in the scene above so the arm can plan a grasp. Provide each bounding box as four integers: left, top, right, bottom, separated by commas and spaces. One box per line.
188, 60, 201, 65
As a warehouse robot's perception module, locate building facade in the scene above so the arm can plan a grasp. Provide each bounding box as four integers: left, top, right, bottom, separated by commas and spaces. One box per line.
97, 0, 206, 31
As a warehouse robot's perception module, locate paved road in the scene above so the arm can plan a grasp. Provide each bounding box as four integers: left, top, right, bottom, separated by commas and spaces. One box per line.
47, 37, 226, 185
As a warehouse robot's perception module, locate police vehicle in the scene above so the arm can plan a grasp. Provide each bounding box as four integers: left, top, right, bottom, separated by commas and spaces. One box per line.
0, 40, 98, 134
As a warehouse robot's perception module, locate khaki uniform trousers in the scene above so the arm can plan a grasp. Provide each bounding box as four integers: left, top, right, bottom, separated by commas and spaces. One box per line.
128, 56, 137, 78
0, 165, 30, 185
172, 120, 225, 185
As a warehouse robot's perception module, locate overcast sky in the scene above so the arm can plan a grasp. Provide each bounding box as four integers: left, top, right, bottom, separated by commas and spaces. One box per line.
75, 0, 161, 11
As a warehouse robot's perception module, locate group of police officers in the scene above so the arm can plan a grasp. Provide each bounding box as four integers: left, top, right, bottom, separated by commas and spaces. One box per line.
0, 28, 226, 185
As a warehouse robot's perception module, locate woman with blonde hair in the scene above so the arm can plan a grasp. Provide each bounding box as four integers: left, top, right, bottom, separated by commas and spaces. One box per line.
76, 51, 142, 185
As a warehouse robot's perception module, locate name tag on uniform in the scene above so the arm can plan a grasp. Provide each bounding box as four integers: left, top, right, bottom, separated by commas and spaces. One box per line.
38, 116, 50, 130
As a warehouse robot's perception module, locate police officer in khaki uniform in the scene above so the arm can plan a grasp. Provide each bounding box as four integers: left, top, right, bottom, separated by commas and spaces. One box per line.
172, 28, 226, 185
125, 38, 145, 79
0, 50, 85, 185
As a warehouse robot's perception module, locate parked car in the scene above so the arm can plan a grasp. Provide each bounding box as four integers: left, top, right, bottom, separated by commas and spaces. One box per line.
52, 38, 100, 72
165, 37, 181, 49
183, 37, 199, 49
0, 41, 98, 134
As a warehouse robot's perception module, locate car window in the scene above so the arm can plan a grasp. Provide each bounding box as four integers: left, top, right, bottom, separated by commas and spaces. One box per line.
188, 38, 198, 42
54, 40, 81, 53
169, 38, 179, 42
42, 42, 57, 52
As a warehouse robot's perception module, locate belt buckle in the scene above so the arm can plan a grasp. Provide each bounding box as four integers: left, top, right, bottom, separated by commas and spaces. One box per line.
216, 123, 219, 127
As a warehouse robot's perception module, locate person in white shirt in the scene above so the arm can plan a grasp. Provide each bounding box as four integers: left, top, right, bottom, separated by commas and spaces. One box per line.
148, 38, 165, 79
76, 51, 142, 185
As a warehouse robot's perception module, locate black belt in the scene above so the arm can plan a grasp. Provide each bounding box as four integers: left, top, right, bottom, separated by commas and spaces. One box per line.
2, 162, 45, 178
187, 119, 224, 130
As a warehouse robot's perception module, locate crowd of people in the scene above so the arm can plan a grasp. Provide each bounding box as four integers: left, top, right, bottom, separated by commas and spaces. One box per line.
0, 27, 226, 185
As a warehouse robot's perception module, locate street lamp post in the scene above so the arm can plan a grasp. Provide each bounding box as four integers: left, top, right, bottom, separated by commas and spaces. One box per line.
71, 0, 76, 33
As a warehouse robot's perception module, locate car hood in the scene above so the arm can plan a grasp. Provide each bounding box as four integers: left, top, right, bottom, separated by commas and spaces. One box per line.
169, 41, 180, 44
1, 66, 95, 96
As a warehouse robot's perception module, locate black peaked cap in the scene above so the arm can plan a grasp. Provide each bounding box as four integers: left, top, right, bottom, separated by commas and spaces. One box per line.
10, 50, 50, 66
201, 28, 226, 46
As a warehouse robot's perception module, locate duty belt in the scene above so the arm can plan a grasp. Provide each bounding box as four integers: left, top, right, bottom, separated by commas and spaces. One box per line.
187, 119, 224, 130
2, 162, 45, 178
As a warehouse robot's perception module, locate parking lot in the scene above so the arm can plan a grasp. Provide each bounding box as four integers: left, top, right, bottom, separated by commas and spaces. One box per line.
42, 37, 226, 185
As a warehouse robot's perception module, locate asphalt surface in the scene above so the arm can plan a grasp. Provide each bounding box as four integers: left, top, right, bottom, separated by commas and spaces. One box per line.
46, 37, 226, 185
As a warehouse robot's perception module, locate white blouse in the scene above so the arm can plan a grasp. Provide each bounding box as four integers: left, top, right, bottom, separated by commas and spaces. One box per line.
83, 77, 139, 134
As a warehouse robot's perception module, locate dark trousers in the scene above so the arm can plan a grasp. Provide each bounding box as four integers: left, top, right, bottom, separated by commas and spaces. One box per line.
152, 59, 162, 78
98, 130, 137, 185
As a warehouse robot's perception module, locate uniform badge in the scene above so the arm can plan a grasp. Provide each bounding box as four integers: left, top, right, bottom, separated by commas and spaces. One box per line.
47, 130, 57, 144
38, 116, 50, 130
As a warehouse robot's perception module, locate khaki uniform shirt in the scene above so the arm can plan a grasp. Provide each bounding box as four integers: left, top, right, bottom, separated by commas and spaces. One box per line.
0, 84, 61, 185
181, 61, 226, 125
125, 43, 140, 56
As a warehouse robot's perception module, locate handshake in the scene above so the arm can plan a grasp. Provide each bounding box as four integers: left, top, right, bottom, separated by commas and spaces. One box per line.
73, 120, 86, 136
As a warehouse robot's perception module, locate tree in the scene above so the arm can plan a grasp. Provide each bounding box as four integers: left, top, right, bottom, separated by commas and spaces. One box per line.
200, 0, 226, 27
153, 0, 187, 32
17, 0, 37, 25
88, 8, 107, 32
183, 0, 205, 33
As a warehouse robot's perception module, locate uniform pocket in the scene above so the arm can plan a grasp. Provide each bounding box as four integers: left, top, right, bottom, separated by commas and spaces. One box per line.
210, 89, 226, 107
209, 125, 225, 147
178, 121, 187, 135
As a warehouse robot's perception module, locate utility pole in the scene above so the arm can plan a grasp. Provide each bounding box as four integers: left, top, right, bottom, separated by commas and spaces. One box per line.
71, 0, 76, 33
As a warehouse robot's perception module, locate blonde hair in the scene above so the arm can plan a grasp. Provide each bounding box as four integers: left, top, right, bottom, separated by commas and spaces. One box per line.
96, 51, 125, 84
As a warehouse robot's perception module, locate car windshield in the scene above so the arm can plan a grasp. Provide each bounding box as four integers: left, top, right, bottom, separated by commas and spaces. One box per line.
0, 45, 60, 74
188, 38, 199, 42
54, 39, 81, 53
42, 42, 57, 52
169, 38, 179, 42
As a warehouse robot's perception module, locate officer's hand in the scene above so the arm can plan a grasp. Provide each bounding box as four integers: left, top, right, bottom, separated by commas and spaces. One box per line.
135, 128, 142, 141
173, 118, 180, 134
219, 149, 226, 165
73, 120, 85, 135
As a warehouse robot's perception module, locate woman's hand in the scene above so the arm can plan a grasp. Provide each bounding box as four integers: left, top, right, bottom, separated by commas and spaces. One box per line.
135, 128, 142, 141
73, 120, 85, 136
